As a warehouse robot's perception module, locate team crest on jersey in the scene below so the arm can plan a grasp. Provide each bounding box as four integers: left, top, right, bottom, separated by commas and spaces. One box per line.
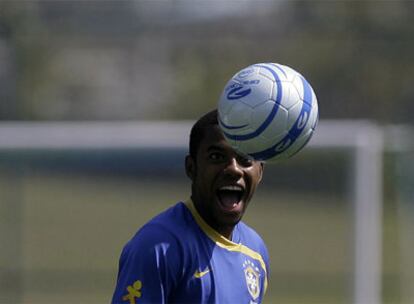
243, 259, 261, 300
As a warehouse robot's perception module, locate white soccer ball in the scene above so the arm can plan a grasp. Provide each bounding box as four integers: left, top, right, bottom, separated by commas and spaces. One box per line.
218, 63, 319, 162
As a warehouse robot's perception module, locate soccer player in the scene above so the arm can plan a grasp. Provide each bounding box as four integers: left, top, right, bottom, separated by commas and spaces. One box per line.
112, 109, 269, 304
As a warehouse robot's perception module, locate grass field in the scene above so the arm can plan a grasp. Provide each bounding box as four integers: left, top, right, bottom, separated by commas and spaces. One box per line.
0, 171, 401, 303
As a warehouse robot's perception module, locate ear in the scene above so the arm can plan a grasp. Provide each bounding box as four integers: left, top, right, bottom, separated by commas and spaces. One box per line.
257, 161, 264, 183
185, 155, 195, 181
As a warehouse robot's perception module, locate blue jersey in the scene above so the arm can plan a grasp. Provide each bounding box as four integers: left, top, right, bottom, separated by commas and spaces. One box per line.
112, 200, 269, 304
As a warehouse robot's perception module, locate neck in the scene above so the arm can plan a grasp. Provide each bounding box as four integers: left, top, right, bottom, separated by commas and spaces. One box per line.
219, 227, 233, 240
191, 195, 235, 240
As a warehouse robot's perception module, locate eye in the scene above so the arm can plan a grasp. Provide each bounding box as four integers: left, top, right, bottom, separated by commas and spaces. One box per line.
237, 154, 254, 167
209, 152, 225, 162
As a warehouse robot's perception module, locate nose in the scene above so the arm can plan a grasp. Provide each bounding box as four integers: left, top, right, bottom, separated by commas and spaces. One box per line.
224, 157, 244, 178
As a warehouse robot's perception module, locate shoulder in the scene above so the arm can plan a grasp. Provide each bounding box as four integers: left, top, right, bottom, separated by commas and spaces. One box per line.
117, 202, 195, 276
149, 201, 193, 232
113, 203, 193, 303
124, 202, 194, 254
237, 221, 264, 243
237, 221, 269, 256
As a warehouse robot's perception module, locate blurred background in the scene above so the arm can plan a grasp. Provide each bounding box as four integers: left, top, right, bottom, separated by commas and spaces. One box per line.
0, 0, 413, 303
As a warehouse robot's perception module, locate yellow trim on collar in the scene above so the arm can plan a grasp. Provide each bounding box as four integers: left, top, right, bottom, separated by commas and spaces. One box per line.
184, 199, 268, 292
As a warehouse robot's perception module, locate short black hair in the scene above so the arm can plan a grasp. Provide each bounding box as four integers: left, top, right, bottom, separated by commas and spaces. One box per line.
189, 109, 218, 159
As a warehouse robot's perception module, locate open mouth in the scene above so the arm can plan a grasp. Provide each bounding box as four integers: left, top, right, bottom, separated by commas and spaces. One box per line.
216, 185, 244, 211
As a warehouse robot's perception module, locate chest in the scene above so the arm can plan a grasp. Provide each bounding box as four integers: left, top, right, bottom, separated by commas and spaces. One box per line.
173, 246, 266, 304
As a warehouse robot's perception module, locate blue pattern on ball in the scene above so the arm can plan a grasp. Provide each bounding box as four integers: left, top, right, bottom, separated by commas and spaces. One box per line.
220, 64, 283, 140
248, 76, 313, 160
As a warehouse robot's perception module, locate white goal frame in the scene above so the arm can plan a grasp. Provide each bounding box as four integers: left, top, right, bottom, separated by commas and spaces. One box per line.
0, 120, 384, 304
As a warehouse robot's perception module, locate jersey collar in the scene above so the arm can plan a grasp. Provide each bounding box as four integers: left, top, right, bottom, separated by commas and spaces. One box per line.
184, 199, 240, 249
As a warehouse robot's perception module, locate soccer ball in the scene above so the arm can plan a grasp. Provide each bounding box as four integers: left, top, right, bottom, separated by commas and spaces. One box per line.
218, 63, 319, 162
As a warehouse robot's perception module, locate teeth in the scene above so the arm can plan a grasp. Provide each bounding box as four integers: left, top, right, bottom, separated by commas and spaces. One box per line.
220, 185, 243, 191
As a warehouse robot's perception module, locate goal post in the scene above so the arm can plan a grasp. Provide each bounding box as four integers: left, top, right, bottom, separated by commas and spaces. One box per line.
311, 120, 384, 304
385, 125, 414, 304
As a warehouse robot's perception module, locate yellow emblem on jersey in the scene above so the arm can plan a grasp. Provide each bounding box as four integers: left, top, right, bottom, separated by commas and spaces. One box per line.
122, 280, 142, 304
243, 260, 260, 300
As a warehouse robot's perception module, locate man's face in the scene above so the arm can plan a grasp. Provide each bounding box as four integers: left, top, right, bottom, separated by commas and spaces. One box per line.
186, 125, 263, 237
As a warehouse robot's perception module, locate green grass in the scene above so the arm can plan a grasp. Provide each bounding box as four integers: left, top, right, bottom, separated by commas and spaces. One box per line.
0, 171, 402, 303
